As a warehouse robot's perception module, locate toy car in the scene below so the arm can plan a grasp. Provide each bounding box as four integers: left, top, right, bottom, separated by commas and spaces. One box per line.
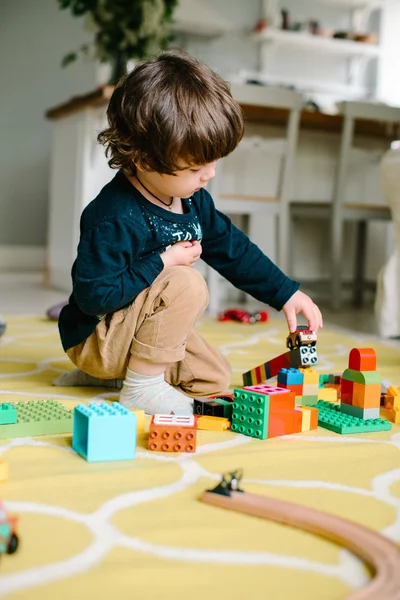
286, 325, 317, 350
0, 501, 19, 555
218, 309, 268, 324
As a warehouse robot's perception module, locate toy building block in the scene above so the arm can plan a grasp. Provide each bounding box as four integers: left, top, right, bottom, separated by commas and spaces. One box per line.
0, 401, 73, 439
194, 398, 232, 419
244, 384, 302, 438
296, 405, 318, 432
340, 403, 380, 420
317, 387, 338, 403
301, 395, 319, 406
73, 402, 136, 462
231, 388, 270, 439
0, 461, 8, 483
298, 368, 319, 384
342, 369, 381, 386
314, 400, 391, 434
0, 404, 17, 426
148, 414, 196, 452
278, 368, 304, 386
352, 382, 381, 409
348, 348, 376, 372
196, 415, 230, 432
243, 346, 318, 386
208, 394, 234, 402
303, 383, 319, 396
132, 409, 145, 435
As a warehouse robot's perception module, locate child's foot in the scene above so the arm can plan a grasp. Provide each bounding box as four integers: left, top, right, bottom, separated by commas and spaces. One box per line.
53, 368, 123, 388
120, 369, 193, 415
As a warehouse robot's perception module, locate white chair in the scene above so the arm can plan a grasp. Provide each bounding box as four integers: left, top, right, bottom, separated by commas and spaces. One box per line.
291, 101, 400, 310
205, 83, 303, 315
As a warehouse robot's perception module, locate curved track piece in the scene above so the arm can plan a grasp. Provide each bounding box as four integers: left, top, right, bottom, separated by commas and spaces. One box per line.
201, 471, 400, 600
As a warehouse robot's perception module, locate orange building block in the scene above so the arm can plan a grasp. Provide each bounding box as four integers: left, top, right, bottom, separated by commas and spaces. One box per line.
148, 415, 197, 453
348, 348, 376, 372
281, 383, 303, 396
352, 382, 381, 409
267, 391, 300, 438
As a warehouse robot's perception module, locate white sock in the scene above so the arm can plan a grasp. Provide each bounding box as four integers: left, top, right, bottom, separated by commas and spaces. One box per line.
119, 368, 193, 416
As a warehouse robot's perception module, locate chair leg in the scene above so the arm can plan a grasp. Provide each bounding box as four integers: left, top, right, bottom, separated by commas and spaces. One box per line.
331, 216, 343, 310
353, 221, 367, 307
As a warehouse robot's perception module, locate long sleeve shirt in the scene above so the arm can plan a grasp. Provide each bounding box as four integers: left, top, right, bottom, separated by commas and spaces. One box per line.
58, 170, 300, 351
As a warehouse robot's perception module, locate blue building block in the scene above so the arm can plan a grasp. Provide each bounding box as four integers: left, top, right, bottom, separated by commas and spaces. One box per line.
73, 402, 136, 462
278, 368, 304, 386
0, 404, 17, 425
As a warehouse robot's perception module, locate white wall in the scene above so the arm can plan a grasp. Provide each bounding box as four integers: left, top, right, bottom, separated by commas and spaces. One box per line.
0, 0, 96, 266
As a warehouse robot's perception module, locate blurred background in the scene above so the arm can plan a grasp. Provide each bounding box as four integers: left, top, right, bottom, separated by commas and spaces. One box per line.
1, 0, 400, 336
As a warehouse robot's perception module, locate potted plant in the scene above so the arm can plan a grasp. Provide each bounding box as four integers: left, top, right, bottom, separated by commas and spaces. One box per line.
58, 0, 179, 84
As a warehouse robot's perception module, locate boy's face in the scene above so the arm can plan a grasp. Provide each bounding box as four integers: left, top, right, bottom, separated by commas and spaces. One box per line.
137, 161, 217, 200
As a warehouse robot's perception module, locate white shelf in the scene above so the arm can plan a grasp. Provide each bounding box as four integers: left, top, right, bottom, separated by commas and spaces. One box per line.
312, 0, 384, 7
252, 29, 381, 57
170, 0, 232, 37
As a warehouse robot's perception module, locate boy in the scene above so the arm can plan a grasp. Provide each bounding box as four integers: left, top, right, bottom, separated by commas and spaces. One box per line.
58, 49, 323, 416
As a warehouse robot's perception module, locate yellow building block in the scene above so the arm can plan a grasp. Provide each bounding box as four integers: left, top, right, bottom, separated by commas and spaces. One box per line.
197, 416, 230, 431
299, 368, 319, 384
318, 388, 338, 403
0, 461, 8, 483
300, 406, 311, 432
132, 409, 145, 435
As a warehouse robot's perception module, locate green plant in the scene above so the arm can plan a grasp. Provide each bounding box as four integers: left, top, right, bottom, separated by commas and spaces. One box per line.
58, 0, 179, 83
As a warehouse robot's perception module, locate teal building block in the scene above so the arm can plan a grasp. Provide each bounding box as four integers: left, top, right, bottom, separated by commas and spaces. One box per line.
0, 401, 72, 438
342, 369, 381, 385
231, 388, 269, 439
278, 368, 304, 386
315, 400, 391, 434
340, 403, 380, 420
0, 404, 17, 425
73, 402, 136, 462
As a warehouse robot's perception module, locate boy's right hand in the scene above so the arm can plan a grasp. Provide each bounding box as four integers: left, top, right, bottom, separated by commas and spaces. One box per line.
161, 240, 202, 268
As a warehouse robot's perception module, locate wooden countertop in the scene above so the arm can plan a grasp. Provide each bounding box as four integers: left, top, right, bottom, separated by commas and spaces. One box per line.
45, 85, 399, 139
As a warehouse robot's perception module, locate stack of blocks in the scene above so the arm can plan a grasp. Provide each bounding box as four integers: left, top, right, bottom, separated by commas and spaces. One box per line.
340, 348, 381, 419
231, 385, 317, 439
242, 346, 318, 387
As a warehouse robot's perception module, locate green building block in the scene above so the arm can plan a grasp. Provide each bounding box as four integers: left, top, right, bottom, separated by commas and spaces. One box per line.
314, 400, 391, 434
0, 403, 17, 425
231, 388, 269, 439
342, 369, 381, 385
0, 400, 73, 438
301, 395, 319, 406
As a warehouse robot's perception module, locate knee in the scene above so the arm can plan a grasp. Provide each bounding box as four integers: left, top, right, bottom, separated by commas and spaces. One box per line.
165, 266, 208, 308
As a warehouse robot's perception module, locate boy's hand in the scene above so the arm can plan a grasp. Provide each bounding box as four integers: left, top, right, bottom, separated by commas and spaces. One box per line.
282, 290, 323, 333
161, 240, 202, 268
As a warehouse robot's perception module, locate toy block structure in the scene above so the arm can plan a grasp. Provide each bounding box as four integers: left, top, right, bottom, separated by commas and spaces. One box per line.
73, 402, 136, 462
196, 416, 230, 432
0, 404, 17, 426
381, 386, 400, 424
148, 415, 196, 453
0, 401, 72, 439
232, 385, 305, 439
315, 348, 390, 435
243, 346, 318, 386
314, 401, 391, 434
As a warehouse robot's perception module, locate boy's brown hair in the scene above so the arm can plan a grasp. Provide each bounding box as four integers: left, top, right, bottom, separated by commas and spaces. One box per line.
98, 49, 244, 175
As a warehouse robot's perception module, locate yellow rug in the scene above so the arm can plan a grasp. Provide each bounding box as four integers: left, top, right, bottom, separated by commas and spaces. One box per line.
1, 314, 400, 600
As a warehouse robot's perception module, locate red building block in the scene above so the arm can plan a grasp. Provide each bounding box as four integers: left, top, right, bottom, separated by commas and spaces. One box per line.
348, 348, 376, 372
148, 415, 196, 453
340, 379, 354, 405
281, 383, 303, 396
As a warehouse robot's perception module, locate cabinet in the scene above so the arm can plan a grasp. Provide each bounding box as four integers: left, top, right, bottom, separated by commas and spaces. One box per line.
246, 0, 385, 101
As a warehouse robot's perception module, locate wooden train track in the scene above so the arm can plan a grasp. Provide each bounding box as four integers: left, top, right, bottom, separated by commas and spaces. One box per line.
201, 470, 400, 599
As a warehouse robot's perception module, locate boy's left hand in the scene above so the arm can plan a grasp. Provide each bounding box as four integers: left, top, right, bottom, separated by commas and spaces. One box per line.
282, 290, 323, 334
